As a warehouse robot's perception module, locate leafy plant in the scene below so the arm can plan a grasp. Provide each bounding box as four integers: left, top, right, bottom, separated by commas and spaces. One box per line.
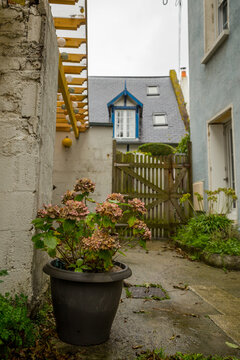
176, 187, 240, 256
135, 349, 239, 360
174, 132, 190, 154
0, 293, 36, 356
0, 270, 8, 283
32, 178, 151, 273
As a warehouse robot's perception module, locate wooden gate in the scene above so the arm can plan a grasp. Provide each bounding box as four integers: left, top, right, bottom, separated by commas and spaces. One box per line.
112, 142, 192, 239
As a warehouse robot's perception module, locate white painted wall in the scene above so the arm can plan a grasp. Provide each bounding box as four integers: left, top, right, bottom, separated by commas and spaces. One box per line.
52, 126, 113, 209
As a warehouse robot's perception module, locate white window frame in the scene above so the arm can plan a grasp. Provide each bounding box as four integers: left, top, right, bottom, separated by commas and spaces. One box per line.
153, 113, 168, 127
202, 0, 229, 64
147, 86, 160, 96
114, 109, 136, 139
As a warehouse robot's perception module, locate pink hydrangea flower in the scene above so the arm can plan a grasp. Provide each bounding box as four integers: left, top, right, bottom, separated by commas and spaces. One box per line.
128, 198, 147, 215
60, 200, 89, 221
133, 219, 151, 241
74, 178, 95, 194
96, 201, 123, 222
37, 204, 61, 219
106, 193, 125, 203
61, 190, 77, 204
82, 229, 120, 251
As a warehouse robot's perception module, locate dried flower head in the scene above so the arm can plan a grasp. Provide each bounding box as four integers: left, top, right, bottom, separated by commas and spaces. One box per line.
74, 178, 95, 194
60, 200, 89, 221
82, 229, 120, 251
133, 219, 151, 241
37, 204, 61, 219
96, 201, 123, 222
106, 193, 125, 203
61, 190, 77, 204
128, 198, 147, 215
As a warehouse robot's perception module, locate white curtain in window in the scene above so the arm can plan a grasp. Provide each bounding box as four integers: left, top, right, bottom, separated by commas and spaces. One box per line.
115, 110, 135, 138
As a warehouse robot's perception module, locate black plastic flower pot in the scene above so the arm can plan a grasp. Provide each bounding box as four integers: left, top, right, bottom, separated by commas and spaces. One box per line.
43, 261, 132, 346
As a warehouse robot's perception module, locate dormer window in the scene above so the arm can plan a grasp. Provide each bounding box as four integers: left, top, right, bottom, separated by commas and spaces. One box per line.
147, 86, 159, 96
107, 82, 143, 140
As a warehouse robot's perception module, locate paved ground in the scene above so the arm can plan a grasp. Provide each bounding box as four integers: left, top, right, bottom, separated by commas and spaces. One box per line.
55, 241, 240, 360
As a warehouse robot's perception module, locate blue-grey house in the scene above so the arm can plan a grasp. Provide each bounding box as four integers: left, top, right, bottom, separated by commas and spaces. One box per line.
88, 76, 186, 152
188, 0, 239, 221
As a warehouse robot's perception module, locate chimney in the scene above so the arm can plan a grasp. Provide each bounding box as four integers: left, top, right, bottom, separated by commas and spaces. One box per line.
181, 67, 187, 78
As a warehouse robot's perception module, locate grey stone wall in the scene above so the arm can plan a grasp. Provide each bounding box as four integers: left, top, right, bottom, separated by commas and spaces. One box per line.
0, 0, 58, 299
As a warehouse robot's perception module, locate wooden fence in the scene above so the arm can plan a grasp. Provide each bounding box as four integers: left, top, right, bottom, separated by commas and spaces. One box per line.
112, 141, 192, 239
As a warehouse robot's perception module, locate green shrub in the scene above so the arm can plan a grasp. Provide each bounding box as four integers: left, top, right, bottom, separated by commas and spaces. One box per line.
174, 133, 190, 154
138, 143, 175, 156
0, 293, 36, 355
174, 213, 240, 256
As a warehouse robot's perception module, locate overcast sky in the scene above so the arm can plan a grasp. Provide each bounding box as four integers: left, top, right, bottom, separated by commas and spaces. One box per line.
52, 0, 188, 77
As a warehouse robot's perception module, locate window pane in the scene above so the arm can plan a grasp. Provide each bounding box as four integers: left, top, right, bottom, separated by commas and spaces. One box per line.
147, 86, 159, 95
153, 114, 167, 126
115, 110, 136, 138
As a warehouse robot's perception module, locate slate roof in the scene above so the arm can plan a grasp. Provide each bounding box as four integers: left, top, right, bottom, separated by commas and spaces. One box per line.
88, 76, 186, 145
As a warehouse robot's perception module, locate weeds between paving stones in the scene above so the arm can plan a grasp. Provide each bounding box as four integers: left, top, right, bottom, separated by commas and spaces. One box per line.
124, 282, 170, 301
135, 348, 240, 360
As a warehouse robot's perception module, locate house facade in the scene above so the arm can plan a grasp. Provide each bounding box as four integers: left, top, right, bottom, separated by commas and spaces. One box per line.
88, 76, 186, 152
188, 0, 239, 220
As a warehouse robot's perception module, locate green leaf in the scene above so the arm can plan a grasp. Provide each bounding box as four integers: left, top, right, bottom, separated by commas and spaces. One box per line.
32, 218, 44, 225
128, 216, 137, 227
75, 194, 85, 201
47, 248, 56, 258
76, 258, 84, 267
0, 269, 8, 277
34, 238, 45, 249
118, 250, 126, 256
63, 220, 75, 233
43, 233, 58, 249
75, 268, 83, 273
225, 342, 239, 349
86, 198, 96, 203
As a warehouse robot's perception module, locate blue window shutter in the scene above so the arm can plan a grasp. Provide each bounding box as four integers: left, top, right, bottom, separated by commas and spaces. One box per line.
136, 107, 139, 138
112, 107, 115, 137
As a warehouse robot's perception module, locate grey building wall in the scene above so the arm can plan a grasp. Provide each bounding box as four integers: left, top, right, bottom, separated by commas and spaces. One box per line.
188, 0, 240, 219
0, 0, 58, 299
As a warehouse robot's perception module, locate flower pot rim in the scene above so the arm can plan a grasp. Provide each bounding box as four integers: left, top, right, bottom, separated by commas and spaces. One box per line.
43, 260, 132, 283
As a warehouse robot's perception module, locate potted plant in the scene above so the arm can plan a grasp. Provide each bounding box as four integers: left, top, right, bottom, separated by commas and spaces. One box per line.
31, 178, 151, 346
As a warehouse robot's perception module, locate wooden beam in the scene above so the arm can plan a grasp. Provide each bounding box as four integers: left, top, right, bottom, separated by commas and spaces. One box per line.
68, 87, 87, 94
69, 94, 87, 101
57, 107, 88, 115
57, 101, 88, 108
54, 18, 86, 30
169, 69, 190, 131
76, 114, 88, 120
57, 37, 86, 48
49, 0, 76, 4
61, 53, 87, 63
64, 65, 86, 74
58, 54, 79, 138
67, 78, 87, 86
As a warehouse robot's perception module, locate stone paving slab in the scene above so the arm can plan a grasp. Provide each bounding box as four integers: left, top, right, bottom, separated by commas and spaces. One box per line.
210, 315, 240, 346
190, 285, 240, 315
54, 241, 240, 359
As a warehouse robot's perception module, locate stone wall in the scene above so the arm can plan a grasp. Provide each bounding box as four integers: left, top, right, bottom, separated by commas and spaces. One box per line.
52, 126, 113, 210
0, 0, 58, 299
